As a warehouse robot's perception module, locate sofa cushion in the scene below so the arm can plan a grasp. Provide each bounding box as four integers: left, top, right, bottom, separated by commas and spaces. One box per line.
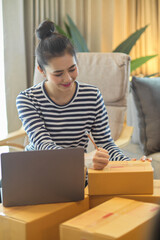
131, 76, 160, 155
127, 89, 140, 144
76, 52, 130, 106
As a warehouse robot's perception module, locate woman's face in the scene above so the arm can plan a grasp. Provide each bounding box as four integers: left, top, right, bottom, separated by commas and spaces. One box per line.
43, 53, 78, 92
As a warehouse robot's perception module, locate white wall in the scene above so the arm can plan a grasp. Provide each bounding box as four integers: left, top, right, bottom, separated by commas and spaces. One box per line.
0, 0, 7, 138
2, 0, 27, 132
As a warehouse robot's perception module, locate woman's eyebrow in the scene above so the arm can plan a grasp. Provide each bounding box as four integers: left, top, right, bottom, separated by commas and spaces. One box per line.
68, 64, 76, 69
53, 64, 76, 73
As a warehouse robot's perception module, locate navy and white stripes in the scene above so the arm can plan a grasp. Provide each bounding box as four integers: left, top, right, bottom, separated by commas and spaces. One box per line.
16, 80, 129, 161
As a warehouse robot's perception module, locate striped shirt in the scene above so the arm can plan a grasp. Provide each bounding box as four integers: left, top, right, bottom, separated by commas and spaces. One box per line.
16, 80, 129, 161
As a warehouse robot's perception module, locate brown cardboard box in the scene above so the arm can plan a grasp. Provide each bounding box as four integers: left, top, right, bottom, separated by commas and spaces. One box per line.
85, 187, 113, 208
0, 195, 89, 240
60, 197, 160, 240
87, 180, 160, 208
88, 160, 153, 195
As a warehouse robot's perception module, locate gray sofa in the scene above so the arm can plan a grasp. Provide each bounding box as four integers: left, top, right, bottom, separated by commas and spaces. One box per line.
121, 76, 160, 179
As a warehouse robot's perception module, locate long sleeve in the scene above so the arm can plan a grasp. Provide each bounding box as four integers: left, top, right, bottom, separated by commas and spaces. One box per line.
16, 81, 131, 156
16, 92, 62, 151
91, 89, 129, 161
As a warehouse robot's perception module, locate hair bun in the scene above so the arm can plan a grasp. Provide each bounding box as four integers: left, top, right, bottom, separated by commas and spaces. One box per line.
36, 20, 55, 40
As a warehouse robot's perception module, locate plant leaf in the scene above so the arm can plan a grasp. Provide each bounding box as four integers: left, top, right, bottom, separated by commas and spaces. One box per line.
55, 24, 71, 39
67, 14, 89, 52
113, 25, 149, 54
64, 21, 72, 38
144, 72, 160, 78
131, 55, 158, 73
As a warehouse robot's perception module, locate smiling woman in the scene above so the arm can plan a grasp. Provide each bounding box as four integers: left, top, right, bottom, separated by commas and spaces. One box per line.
16, 19, 132, 176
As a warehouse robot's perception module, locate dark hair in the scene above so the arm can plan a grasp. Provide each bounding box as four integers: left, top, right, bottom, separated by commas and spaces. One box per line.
35, 20, 76, 71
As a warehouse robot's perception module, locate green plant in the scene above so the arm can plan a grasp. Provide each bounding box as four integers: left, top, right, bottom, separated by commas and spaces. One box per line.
55, 15, 158, 74
56, 15, 89, 52
112, 24, 158, 74
55, 15, 89, 52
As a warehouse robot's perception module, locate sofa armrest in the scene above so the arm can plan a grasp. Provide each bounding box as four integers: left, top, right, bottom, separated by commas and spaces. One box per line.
115, 121, 133, 148
0, 126, 27, 150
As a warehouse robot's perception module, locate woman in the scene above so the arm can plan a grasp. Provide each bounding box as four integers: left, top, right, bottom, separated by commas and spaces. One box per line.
16, 20, 148, 171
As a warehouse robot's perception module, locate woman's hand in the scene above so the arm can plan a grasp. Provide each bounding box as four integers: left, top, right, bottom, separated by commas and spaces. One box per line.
131, 155, 152, 162
93, 148, 109, 170
85, 148, 109, 170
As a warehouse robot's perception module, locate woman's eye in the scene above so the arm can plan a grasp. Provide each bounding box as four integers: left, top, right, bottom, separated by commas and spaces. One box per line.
53, 68, 76, 77
69, 68, 76, 72
54, 73, 63, 77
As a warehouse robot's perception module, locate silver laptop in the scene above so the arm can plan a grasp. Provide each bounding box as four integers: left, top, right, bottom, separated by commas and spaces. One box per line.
0, 148, 84, 207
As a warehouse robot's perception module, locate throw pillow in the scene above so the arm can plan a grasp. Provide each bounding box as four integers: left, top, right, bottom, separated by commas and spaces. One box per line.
131, 76, 160, 155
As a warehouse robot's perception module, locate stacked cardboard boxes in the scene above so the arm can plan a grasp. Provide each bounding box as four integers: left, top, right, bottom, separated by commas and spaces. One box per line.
87, 160, 160, 208
60, 160, 160, 240
1, 160, 159, 240
88, 180, 160, 208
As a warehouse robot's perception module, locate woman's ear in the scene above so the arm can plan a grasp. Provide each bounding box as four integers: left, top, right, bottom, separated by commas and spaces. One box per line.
37, 65, 46, 77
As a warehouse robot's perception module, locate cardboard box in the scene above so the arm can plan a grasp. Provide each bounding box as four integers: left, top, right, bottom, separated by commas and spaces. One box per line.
87, 180, 160, 208
60, 197, 160, 240
85, 187, 113, 208
0, 195, 89, 240
88, 160, 153, 195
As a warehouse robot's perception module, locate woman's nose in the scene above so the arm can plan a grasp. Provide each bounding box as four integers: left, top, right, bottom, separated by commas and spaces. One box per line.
63, 71, 72, 82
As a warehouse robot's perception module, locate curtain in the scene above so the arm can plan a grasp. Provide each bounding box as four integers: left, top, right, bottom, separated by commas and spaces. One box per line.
88, 0, 160, 76
24, 0, 160, 87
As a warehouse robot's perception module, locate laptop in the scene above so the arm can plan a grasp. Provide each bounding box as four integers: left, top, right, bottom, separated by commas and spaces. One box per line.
0, 148, 84, 207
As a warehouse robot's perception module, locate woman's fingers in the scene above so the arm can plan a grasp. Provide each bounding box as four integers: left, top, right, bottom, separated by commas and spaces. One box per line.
93, 160, 108, 170
131, 156, 152, 162
96, 148, 109, 158
140, 155, 152, 162
93, 162, 107, 170
93, 148, 109, 170
98, 147, 109, 154
94, 151, 109, 160
147, 157, 152, 162
93, 156, 109, 164
140, 156, 146, 162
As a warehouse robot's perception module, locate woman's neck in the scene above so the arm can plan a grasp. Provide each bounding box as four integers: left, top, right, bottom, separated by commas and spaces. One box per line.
44, 81, 77, 105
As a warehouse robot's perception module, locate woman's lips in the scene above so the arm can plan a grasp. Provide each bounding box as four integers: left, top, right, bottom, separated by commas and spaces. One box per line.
61, 82, 72, 87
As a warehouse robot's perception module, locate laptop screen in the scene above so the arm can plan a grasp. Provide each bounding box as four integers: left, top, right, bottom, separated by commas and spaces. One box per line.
1, 148, 84, 207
